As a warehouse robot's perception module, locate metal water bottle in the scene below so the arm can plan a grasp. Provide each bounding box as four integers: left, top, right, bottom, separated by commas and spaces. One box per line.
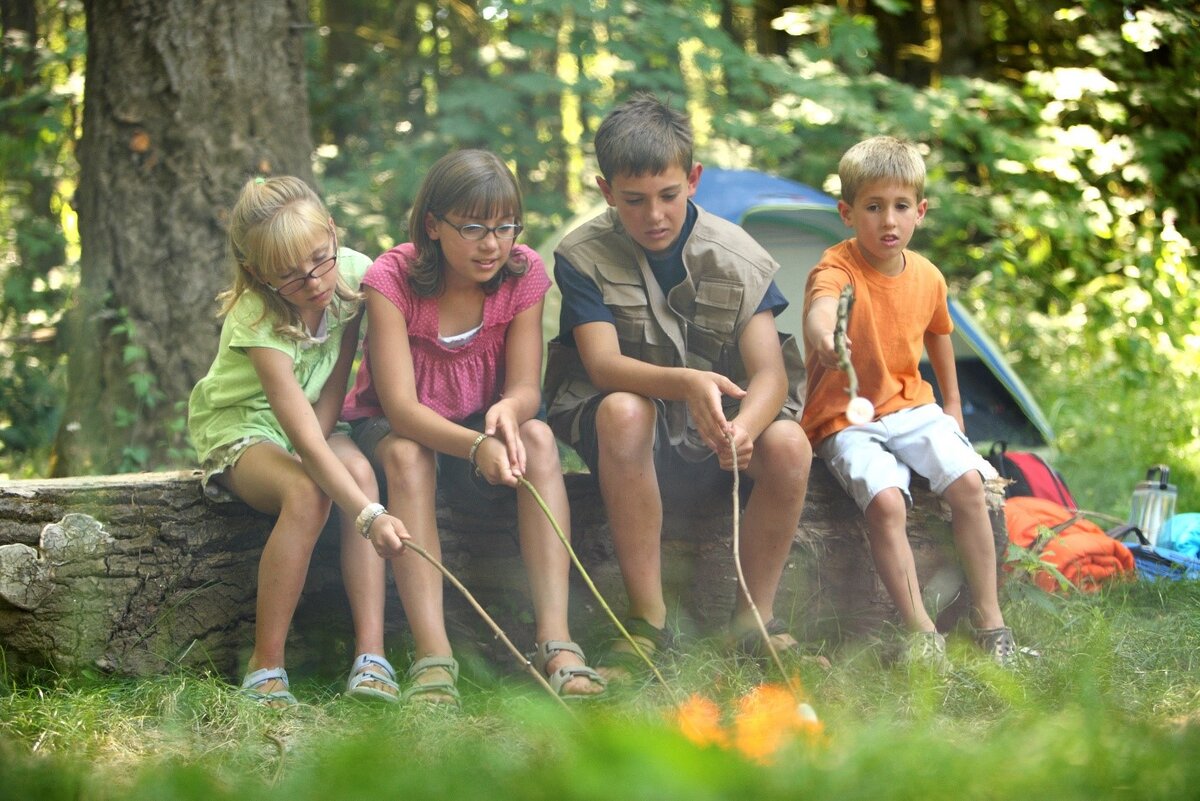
1128, 465, 1177, 548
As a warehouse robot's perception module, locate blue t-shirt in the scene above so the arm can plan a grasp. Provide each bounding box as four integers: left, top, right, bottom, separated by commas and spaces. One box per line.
555, 202, 788, 346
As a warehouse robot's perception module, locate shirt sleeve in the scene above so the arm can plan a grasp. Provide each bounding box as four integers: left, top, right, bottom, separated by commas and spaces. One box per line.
509, 247, 551, 315
555, 253, 615, 340
806, 265, 852, 304
226, 295, 295, 358
756, 279, 789, 317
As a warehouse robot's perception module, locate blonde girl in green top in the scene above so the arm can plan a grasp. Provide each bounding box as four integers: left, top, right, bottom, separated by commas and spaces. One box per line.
188, 176, 409, 706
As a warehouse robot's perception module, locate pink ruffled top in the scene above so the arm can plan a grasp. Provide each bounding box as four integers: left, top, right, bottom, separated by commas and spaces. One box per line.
342, 242, 549, 422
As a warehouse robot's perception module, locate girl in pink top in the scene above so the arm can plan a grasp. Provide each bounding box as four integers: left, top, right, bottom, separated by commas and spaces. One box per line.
343, 150, 605, 703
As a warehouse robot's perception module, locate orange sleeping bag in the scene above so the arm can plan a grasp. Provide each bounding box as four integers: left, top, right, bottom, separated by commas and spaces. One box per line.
1004, 496, 1136, 593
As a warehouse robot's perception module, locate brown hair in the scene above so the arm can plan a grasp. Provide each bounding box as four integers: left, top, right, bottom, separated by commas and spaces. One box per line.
407, 150, 527, 298
594, 93, 693, 183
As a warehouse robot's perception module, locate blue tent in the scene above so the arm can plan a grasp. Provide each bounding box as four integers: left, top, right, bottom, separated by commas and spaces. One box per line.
692, 167, 1052, 447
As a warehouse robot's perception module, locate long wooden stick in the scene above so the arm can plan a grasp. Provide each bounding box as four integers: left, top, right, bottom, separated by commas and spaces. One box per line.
401, 539, 571, 712
834, 283, 858, 399
725, 433, 791, 687
517, 477, 673, 694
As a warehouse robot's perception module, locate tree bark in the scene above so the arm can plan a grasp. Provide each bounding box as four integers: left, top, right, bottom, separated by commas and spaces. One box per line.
0, 466, 1007, 679
53, 0, 315, 476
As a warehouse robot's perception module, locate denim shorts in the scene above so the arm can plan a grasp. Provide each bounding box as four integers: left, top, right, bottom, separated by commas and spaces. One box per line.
816, 403, 997, 512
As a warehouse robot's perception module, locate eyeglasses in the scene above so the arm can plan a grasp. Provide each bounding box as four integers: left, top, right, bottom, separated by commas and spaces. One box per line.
270, 233, 338, 296
435, 215, 523, 241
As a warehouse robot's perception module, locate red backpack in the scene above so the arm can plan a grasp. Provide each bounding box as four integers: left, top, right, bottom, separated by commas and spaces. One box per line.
986, 441, 1077, 508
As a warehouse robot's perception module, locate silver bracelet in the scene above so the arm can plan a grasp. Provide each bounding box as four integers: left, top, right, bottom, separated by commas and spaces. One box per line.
468, 432, 490, 473
355, 502, 386, 540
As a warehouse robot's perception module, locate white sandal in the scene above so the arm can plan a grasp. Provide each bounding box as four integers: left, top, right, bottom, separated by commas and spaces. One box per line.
240, 666, 298, 707
345, 653, 400, 703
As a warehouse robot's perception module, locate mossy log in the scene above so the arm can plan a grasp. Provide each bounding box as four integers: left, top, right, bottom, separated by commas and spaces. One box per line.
0, 466, 1006, 678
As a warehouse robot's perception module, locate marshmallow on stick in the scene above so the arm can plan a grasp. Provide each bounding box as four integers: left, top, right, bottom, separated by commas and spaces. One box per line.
833, 284, 876, 425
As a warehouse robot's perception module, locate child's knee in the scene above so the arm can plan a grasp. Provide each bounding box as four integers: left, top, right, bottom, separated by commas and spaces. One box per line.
279, 477, 332, 525
379, 438, 434, 485
867, 487, 907, 523
519, 418, 558, 457
595, 393, 656, 452
944, 469, 986, 507
756, 421, 812, 477
342, 450, 378, 491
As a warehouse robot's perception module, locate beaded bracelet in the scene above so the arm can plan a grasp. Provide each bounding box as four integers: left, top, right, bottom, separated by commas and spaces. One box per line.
468, 432, 491, 475
355, 502, 387, 540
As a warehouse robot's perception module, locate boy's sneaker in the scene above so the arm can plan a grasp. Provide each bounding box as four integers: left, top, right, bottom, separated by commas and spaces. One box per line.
974, 626, 1017, 668
903, 630, 951, 674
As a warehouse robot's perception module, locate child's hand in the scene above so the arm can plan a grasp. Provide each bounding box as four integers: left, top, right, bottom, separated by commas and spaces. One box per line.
474, 435, 519, 488
484, 400, 526, 477
684, 370, 746, 454
369, 513, 410, 559
717, 422, 754, 472
814, 330, 846, 370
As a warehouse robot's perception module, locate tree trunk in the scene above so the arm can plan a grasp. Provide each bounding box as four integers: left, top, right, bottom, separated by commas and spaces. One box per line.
0, 466, 1007, 679
53, 0, 315, 476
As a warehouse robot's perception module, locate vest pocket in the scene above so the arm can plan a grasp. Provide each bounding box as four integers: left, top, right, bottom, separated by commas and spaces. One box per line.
692, 279, 742, 334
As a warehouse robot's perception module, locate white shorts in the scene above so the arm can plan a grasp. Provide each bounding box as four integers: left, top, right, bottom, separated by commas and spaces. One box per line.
816, 404, 997, 512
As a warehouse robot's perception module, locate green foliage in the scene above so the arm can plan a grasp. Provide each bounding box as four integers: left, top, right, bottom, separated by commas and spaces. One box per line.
0, 1, 84, 476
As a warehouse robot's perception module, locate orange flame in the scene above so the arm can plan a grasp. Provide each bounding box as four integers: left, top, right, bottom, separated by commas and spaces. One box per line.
675, 681, 825, 764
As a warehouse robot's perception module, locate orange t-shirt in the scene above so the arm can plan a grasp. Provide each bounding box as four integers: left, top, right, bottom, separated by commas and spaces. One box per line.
800, 239, 953, 446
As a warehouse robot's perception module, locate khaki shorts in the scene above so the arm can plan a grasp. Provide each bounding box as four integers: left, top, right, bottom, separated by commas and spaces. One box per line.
816, 403, 997, 512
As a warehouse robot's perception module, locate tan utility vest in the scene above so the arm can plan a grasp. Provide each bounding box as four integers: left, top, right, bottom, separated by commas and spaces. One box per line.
545, 205, 806, 455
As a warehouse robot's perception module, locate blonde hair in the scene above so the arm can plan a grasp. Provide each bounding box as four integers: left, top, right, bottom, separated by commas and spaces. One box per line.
838, 136, 926, 205
407, 149, 528, 298
217, 176, 361, 340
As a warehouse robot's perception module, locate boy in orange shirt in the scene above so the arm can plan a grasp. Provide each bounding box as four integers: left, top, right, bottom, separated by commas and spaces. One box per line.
802, 136, 1015, 668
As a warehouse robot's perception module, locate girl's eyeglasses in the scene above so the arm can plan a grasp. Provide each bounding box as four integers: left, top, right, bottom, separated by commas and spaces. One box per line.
436, 215, 523, 241
271, 233, 338, 296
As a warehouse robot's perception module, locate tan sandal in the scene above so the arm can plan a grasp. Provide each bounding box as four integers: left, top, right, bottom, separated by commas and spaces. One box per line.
401, 655, 461, 707
531, 640, 606, 699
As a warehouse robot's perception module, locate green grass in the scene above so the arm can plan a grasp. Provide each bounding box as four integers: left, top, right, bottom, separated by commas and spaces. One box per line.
2, 580, 1198, 800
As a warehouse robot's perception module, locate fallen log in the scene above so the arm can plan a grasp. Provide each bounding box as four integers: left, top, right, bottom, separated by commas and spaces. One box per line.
0, 465, 1007, 679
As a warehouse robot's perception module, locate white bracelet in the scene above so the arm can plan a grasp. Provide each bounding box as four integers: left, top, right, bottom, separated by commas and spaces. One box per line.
355, 502, 386, 540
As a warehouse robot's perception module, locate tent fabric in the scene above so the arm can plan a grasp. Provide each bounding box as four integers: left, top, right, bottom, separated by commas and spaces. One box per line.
691, 167, 1053, 448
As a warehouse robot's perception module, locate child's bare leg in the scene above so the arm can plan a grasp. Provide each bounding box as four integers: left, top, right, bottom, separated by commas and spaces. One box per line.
378, 435, 455, 698
942, 471, 1004, 629
594, 392, 666, 629
223, 443, 329, 698
864, 487, 935, 632
329, 435, 390, 691
733, 420, 811, 632
515, 419, 602, 695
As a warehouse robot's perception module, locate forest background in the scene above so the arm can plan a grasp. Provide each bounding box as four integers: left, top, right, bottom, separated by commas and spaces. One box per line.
1, 0, 1197, 517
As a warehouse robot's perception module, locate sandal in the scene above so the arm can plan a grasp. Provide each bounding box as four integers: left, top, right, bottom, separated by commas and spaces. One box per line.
240, 666, 298, 708
733, 617, 800, 658
345, 653, 400, 703
531, 640, 607, 699
595, 617, 670, 682
733, 618, 832, 670
401, 655, 461, 707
